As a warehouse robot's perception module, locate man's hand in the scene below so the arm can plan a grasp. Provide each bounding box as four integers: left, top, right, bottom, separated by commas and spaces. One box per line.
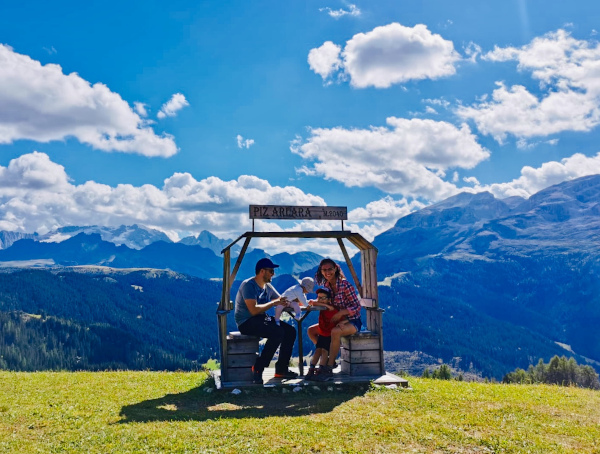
274, 296, 289, 307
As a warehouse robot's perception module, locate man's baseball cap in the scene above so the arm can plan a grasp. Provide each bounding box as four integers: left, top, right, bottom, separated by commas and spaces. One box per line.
255, 258, 279, 274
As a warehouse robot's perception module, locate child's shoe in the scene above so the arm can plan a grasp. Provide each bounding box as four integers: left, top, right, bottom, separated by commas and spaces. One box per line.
304, 365, 317, 381
315, 365, 333, 381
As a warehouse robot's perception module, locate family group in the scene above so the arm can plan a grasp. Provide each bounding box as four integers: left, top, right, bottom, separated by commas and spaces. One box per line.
234, 257, 362, 383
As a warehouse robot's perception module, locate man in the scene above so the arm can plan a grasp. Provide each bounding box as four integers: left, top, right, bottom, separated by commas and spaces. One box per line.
234, 258, 298, 384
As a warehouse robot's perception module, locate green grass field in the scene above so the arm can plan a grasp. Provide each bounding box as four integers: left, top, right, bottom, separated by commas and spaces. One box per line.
1, 371, 599, 453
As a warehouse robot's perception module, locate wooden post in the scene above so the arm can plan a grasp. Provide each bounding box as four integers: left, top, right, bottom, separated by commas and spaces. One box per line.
218, 249, 232, 381
361, 247, 384, 375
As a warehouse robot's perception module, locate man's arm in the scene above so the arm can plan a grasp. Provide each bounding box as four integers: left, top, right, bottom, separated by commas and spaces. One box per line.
244, 295, 288, 316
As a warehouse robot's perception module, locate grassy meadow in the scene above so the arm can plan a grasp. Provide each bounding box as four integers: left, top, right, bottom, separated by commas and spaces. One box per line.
1, 370, 599, 453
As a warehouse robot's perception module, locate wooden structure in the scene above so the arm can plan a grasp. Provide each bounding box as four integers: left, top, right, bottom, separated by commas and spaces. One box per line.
214, 205, 407, 389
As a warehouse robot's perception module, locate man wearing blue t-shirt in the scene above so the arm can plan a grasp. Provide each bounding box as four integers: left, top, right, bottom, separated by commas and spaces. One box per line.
234, 258, 298, 384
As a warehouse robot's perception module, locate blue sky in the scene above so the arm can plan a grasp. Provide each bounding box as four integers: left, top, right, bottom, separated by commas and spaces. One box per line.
1, 0, 600, 256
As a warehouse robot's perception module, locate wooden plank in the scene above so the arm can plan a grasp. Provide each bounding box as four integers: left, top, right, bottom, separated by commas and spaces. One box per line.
225, 367, 254, 382
341, 335, 380, 351
340, 361, 382, 376
227, 340, 259, 354
341, 349, 381, 363
227, 353, 258, 367
243, 231, 353, 239
337, 238, 363, 297
249, 205, 347, 220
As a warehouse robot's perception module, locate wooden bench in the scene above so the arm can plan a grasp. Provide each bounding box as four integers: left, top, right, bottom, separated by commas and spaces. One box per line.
340, 330, 382, 375
340, 298, 384, 376
224, 331, 259, 382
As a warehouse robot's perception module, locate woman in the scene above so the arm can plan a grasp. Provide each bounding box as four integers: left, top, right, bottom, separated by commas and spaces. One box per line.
307, 258, 362, 381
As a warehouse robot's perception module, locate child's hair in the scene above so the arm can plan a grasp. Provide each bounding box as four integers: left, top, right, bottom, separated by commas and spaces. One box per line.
315, 287, 331, 298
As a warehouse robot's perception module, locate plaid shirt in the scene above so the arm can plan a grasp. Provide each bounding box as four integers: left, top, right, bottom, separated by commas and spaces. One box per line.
324, 278, 362, 321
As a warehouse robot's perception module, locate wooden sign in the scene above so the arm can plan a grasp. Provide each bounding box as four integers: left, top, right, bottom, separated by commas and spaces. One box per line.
249, 205, 347, 220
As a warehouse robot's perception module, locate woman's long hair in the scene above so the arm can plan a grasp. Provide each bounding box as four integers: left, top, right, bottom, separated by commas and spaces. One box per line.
315, 258, 346, 285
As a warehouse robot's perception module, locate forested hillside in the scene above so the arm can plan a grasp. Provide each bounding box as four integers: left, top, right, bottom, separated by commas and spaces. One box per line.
0, 268, 222, 370
0, 311, 198, 371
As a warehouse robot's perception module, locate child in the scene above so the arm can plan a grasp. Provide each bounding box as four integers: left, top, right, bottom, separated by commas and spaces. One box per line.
304, 287, 339, 381
275, 277, 315, 324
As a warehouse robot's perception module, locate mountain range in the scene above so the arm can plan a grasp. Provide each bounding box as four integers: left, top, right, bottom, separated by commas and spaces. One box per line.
371, 174, 600, 376
0, 231, 323, 280
0, 174, 599, 378
0, 225, 241, 255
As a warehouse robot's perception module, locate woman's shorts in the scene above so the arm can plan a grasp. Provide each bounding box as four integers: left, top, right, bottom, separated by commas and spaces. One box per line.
348, 318, 362, 333
316, 335, 331, 351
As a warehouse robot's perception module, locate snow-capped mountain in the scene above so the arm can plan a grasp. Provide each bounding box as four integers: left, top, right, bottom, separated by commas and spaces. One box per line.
38, 225, 173, 250
0, 231, 38, 250
179, 230, 241, 255
374, 174, 600, 271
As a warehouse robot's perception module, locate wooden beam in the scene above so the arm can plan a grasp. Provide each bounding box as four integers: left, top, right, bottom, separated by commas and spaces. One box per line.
221, 232, 247, 254
230, 237, 252, 284
245, 231, 354, 240
337, 238, 363, 297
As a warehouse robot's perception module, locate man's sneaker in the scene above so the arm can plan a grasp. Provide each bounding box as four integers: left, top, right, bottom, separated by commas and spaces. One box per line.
315, 365, 333, 381
252, 366, 264, 385
274, 369, 299, 379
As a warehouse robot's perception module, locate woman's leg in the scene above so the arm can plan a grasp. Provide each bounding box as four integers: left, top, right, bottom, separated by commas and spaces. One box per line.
327, 321, 357, 367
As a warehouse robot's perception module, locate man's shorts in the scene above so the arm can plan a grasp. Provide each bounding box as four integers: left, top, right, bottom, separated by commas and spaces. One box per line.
316, 334, 331, 351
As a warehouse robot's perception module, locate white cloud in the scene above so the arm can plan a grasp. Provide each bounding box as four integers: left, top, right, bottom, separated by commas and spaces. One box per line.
308, 23, 461, 88
319, 4, 361, 19
458, 30, 600, 142
0, 44, 178, 157
472, 152, 600, 198
307, 41, 342, 82
0, 152, 326, 237
134, 102, 148, 117
236, 134, 255, 149
423, 98, 450, 109
463, 42, 482, 62
292, 117, 490, 200
157, 93, 189, 119
349, 196, 425, 224
463, 176, 480, 186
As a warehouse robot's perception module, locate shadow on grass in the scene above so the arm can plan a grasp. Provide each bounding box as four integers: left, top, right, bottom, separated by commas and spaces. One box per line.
119, 381, 369, 423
